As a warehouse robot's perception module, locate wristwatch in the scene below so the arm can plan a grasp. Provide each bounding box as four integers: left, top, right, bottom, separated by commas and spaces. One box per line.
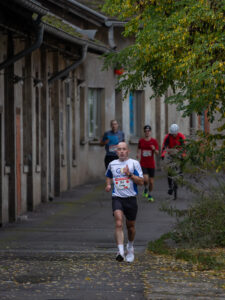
128, 173, 133, 178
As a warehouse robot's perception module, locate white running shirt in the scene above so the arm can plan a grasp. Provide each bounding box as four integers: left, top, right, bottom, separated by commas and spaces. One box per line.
105, 158, 143, 198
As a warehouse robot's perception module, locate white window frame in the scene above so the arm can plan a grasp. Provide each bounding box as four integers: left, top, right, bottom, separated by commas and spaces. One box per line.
88, 88, 102, 140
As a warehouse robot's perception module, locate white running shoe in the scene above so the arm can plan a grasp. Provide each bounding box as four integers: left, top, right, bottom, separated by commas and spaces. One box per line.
126, 245, 134, 263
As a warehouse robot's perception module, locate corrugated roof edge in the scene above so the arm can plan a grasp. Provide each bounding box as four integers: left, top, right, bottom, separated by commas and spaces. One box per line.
67, 0, 108, 23
43, 22, 112, 55
71, 0, 128, 26
13, 0, 49, 16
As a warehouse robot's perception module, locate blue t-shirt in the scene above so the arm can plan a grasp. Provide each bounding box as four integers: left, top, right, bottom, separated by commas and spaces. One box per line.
102, 130, 125, 156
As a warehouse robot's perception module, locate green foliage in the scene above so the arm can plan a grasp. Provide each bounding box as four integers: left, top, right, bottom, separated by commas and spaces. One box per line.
182, 132, 225, 172
148, 233, 173, 255
161, 130, 225, 179
160, 168, 225, 249
174, 249, 225, 270
102, 0, 225, 131
172, 194, 225, 248
42, 15, 83, 38
148, 231, 225, 270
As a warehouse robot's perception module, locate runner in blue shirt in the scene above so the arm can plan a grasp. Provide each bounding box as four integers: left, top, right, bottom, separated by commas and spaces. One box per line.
100, 120, 125, 169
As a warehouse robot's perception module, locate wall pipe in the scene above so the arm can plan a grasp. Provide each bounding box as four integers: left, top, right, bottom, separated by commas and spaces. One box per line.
0, 18, 44, 71
48, 44, 88, 84
107, 25, 116, 49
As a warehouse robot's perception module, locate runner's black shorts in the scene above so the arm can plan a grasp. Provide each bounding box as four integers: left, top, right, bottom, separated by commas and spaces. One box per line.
141, 167, 155, 178
112, 196, 138, 221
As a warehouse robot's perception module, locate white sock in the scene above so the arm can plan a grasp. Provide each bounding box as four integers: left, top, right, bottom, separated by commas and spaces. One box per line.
127, 240, 134, 249
118, 244, 124, 255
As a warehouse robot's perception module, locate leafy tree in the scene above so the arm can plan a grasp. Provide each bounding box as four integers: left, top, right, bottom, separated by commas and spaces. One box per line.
102, 0, 225, 142
102, 1, 225, 253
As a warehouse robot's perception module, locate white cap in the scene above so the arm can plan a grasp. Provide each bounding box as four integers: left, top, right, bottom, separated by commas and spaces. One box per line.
169, 124, 179, 134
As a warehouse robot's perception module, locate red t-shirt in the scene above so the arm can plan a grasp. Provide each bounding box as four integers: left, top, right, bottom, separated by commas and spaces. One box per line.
161, 132, 186, 158
138, 138, 159, 168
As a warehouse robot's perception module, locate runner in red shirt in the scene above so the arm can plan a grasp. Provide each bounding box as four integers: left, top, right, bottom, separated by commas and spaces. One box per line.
161, 124, 186, 195
137, 125, 159, 202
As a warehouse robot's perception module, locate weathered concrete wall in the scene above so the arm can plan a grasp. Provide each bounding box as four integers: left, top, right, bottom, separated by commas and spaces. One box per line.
0, 33, 6, 224
75, 52, 116, 183
210, 112, 224, 134
40, 46, 49, 203
32, 49, 42, 208
51, 52, 61, 197
46, 51, 55, 199
14, 39, 26, 216
168, 103, 190, 136
59, 56, 68, 192
70, 72, 81, 187
4, 33, 17, 222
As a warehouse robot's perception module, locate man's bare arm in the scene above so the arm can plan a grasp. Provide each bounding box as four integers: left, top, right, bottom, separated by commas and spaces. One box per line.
129, 174, 144, 186
105, 177, 112, 192
100, 138, 109, 146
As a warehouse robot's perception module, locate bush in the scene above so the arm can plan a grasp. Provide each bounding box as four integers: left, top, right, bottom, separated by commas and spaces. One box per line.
171, 195, 225, 248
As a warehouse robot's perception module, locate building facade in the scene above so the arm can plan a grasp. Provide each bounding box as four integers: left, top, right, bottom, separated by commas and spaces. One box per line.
0, 0, 200, 225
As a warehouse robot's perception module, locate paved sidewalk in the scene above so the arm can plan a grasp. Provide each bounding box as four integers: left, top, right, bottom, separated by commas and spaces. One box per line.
0, 172, 224, 299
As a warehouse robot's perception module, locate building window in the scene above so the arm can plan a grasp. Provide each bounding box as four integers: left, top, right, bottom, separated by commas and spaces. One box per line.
129, 91, 143, 137
79, 86, 86, 143
88, 88, 102, 139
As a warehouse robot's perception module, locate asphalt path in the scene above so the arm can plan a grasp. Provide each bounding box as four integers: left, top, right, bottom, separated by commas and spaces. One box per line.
0, 172, 224, 299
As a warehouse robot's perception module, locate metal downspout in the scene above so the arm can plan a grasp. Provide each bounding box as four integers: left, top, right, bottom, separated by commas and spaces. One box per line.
0, 17, 44, 71
108, 25, 116, 49
48, 45, 88, 84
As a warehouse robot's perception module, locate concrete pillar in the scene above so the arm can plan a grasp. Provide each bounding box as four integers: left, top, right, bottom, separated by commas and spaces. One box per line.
0, 34, 4, 224
52, 52, 60, 196
4, 33, 16, 221
115, 91, 123, 130
23, 52, 34, 211
155, 96, 161, 169
164, 92, 169, 134
0, 107, 2, 225
40, 47, 49, 202
0, 33, 7, 225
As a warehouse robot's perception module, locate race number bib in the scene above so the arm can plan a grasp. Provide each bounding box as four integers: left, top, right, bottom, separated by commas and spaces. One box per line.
143, 150, 152, 157
115, 177, 131, 189
109, 145, 118, 152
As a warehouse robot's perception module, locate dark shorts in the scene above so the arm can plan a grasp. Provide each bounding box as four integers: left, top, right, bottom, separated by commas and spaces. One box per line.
105, 155, 118, 169
142, 167, 155, 178
112, 196, 138, 221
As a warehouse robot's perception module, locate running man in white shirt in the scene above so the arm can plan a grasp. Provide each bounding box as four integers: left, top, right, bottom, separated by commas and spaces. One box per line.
105, 142, 144, 262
